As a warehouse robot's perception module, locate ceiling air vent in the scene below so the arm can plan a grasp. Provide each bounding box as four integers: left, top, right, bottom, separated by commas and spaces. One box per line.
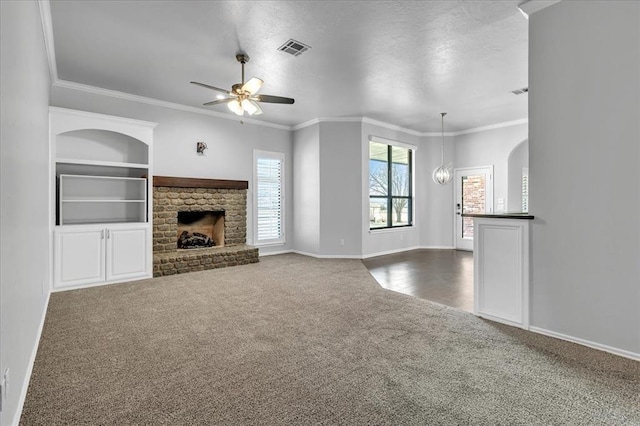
278, 39, 311, 57
511, 87, 529, 95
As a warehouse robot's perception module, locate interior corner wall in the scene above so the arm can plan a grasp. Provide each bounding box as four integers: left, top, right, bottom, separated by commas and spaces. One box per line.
318, 122, 362, 256
292, 124, 320, 255
454, 123, 528, 213
50, 86, 294, 254
418, 135, 455, 248
0, 1, 52, 424
529, 0, 640, 354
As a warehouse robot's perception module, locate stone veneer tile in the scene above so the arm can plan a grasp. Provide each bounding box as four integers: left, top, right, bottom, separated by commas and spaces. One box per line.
153, 186, 258, 276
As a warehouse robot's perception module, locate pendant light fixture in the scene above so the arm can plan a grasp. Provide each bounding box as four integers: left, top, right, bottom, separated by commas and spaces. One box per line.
432, 112, 452, 185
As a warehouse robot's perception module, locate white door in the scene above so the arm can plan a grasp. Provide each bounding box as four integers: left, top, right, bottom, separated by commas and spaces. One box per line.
454, 166, 493, 251
106, 226, 148, 281
54, 227, 105, 288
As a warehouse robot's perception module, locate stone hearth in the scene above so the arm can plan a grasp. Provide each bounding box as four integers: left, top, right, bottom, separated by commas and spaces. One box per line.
152, 176, 258, 277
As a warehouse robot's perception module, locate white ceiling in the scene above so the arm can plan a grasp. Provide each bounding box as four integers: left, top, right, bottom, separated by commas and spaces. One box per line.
49, 0, 528, 133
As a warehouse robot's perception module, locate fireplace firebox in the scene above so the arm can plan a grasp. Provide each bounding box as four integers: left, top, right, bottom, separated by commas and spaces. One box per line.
177, 211, 224, 249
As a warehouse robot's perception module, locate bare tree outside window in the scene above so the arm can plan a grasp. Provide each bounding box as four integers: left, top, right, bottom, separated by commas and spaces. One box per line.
369, 141, 412, 229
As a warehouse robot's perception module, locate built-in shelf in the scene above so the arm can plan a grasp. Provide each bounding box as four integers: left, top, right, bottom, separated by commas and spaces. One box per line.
59, 174, 147, 225
56, 158, 149, 169
51, 107, 157, 290
61, 200, 146, 203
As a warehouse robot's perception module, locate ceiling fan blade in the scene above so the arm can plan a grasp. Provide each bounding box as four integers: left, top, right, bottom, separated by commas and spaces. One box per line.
255, 94, 295, 104
203, 98, 233, 106
241, 77, 264, 95
191, 81, 231, 94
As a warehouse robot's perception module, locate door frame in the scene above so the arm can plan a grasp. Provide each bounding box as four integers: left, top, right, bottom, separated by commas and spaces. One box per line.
454, 166, 494, 251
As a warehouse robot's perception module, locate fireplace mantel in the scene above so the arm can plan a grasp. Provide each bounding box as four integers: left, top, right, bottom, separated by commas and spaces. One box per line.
153, 176, 248, 190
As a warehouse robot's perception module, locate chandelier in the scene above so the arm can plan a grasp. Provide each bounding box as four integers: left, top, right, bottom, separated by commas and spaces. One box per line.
432, 112, 452, 185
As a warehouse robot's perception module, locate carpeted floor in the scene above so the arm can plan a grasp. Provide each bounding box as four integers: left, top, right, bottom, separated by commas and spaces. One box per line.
21, 254, 640, 425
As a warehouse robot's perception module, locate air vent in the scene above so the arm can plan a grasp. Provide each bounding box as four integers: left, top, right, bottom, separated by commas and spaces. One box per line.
511, 87, 529, 95
278, 39, 311, 57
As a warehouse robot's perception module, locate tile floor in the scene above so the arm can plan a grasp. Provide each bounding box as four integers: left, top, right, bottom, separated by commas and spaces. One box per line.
362, 249, 474, 312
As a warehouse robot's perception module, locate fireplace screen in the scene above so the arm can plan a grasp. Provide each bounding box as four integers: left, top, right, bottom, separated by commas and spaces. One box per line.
177, 211, 224, 249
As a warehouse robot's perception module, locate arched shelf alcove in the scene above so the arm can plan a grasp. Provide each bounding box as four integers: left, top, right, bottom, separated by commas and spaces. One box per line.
50, 107, 157, 291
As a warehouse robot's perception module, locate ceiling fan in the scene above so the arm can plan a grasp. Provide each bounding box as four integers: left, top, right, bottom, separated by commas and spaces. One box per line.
191, 54, 295, 116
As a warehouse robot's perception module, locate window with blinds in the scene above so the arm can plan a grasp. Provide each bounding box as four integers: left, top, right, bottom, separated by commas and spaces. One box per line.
254, 151, 284, 245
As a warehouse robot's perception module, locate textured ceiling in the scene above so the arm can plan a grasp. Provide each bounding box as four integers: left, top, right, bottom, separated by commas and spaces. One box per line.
49, 0, 528, 132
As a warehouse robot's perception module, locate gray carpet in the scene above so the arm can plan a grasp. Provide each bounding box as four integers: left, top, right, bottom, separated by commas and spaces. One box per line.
21, 254, 640, 425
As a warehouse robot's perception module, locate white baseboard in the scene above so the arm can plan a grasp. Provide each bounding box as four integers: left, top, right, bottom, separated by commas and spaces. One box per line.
13, 290, 51, 426
361, 246, 421, 259
291, 250, 362, 259
258, 249, 294, 257
529, 326, 640, 362
268, 247, 458, 260
419, 245, 456, 250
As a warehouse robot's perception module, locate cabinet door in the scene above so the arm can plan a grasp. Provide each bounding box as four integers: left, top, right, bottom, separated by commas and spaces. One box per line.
54, 228, 105, 289
106, 226, 148, 281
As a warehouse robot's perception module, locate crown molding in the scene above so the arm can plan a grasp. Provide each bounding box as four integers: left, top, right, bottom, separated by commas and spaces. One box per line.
53, 80, 292, 131
361, 117, 425, 137
49, 106, 158, 128
38, 0, 57, 82
518, 0, 562, 18
41, 1, 527, 137
292, 115, 527, 137
451, 118, 529, 136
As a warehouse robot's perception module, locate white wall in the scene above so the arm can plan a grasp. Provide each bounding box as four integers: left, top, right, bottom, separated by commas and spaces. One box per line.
529, 0, 640, 355
319, 122, 363, 256
454, 123, 528, 212
292, 124, 320, 254
51, 86, 294, 254
0, 1, 52, 424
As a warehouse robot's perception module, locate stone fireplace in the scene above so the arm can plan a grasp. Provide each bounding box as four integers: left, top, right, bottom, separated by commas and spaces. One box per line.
152, 176, 258, 277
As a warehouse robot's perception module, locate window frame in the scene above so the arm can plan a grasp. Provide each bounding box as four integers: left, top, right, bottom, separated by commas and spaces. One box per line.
368, 138, 414, 231
253, 150, 285, 246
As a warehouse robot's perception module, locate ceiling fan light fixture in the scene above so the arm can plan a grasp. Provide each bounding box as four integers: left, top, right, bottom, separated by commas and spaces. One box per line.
242, 77, 264, 95
228, 99, 244, 116
241, 98, 259, 115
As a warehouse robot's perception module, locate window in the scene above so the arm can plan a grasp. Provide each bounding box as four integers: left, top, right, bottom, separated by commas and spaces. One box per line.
369, 139, 413, 229
254, 151, 284, 245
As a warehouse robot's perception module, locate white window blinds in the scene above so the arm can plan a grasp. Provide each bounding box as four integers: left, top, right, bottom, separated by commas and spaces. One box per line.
254, 152, 284, 244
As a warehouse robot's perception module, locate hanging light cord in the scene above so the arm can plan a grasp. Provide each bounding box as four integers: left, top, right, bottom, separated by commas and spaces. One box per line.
440, 112, 447, 165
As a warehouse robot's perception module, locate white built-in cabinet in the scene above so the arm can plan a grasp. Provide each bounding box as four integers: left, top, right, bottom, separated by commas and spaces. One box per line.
50, 107, 157, 290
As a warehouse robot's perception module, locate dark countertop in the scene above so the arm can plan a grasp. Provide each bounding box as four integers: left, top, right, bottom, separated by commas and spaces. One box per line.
461, 212, 534, 220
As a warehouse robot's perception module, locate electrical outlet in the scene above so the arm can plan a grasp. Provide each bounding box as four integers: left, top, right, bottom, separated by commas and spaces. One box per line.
339, 239, 345, 246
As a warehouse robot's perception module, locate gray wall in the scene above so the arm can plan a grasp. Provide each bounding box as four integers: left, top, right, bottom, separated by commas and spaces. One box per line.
319, 122, 363, 255
51, 86, 294, 254
417, 135, 455, 248
0, 1, 52, 424
454, 123, 528, 212
507, 139, 528, 212
292, 124, 320, 254
529, 0, 640, 354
